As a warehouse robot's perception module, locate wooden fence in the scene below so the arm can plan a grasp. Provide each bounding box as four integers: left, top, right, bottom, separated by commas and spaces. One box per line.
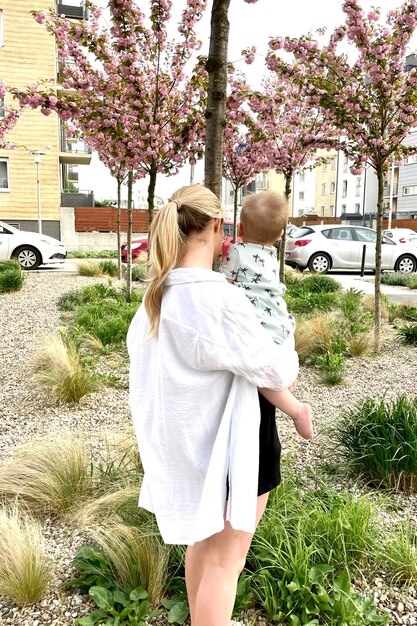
74, 207, 149, 232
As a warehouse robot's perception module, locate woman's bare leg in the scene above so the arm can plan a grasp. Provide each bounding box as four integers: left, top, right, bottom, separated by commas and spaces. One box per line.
185, 492, 269, 626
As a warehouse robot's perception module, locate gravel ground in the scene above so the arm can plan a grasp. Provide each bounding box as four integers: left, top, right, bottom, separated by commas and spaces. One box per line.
1, 272, 417, 625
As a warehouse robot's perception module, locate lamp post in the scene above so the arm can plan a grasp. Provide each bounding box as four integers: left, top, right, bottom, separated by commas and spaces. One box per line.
32, 151, 45, 234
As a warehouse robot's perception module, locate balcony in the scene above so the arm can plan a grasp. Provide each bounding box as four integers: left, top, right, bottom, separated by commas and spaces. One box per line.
59, 129, 91, 165
56, 1, 88, 20
383, 184, 398, 198
61, 189, 94, 207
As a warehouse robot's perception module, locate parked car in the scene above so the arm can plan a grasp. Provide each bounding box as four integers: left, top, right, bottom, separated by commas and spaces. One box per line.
382, 228, 417, 246
285, 224, 417, 274
122, 221, 241, 262
0, 220, 67, 270
121, 236, 149, 263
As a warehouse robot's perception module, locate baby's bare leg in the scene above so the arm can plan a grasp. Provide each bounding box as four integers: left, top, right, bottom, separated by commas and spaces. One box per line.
260, 388, 314, 440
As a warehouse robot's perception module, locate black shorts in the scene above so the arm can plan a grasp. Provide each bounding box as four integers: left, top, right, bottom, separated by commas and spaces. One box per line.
257, 392, 281, 496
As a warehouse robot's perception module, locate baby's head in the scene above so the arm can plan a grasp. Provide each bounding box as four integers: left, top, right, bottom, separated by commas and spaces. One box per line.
239, 191, 288, 246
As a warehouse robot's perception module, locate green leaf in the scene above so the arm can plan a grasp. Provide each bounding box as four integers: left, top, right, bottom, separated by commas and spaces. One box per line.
287, 581, 301, 593
76, 610, 107, 626
113, 590, 129, 607
89, 586, 114, 611
161, 595, 182, 610
129, 587, 148, 602
167, 601, 190, 625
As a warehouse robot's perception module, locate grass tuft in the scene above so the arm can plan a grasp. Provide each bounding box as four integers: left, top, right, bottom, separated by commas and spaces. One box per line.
0, 260, 25, 293
0, 435, 92, 514
77, 260, 102, 277
0, 507, 53, 605
33, 333, 102, 403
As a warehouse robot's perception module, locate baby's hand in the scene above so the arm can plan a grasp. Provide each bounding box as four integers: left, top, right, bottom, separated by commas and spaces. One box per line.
289, 379, 298, 393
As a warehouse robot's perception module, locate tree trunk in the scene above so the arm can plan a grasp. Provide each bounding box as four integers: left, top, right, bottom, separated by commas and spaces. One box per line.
116, 177, 122, 280
374, 165, 384, 353
279, 172, 292, 283
232, 185, 239, 242
204, 0, 232, 198
147, 163, 157, 233
126, 170, 133, 301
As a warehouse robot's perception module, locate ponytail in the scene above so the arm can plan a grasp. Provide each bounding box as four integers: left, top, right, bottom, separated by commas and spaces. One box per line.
145, 184, 223, 338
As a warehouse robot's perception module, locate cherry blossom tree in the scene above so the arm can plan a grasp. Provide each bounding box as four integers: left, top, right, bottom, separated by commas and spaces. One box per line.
204, 0, 259, 197
246, 75, 338, 281
266, 0, 417, 350
0, 81, 24, 149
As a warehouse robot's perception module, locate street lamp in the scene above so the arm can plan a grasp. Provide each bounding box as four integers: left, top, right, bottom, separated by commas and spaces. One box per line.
32, 150, 45, 234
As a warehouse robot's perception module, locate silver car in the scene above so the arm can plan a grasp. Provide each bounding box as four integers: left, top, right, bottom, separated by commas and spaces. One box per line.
285, 224, 417, 274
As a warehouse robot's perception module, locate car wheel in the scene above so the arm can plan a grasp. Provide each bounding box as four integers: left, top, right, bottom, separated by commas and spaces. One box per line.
394, 254, 417, 274
13, 246, 42, 270
308, 253, 331, 274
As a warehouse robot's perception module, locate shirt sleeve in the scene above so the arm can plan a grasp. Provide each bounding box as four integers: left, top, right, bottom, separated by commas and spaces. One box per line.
195, 285, 299, 391
221, 245, 240, 282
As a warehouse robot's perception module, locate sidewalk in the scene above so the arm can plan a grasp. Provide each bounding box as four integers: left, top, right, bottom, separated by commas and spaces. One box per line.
331, 273, 417, 305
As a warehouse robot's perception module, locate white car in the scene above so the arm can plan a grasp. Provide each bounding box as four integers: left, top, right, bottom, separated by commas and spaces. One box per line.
0, 220, 67, 270
382, 228, 417, 246
285, 224, 417, 274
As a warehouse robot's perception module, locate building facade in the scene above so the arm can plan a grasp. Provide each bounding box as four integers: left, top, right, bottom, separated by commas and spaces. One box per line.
0, 0, 91, 239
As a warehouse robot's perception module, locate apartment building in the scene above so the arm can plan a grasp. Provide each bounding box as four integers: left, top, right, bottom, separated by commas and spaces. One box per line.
0, 0, 91, 239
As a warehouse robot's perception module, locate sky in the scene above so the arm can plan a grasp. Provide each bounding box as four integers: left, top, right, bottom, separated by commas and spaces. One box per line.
78, 0, 406, 205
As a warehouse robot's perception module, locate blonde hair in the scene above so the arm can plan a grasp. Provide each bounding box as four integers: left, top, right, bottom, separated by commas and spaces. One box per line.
145, 184, 223, 338
240, 191, 288, 244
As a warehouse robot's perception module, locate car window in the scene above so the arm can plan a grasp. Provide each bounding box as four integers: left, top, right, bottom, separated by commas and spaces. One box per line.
0, 225, 12, 235
382, 235, 395, 245
383, 231, 394, 239
327, 227, 353, 241
321, 229, 331, 239
354, 228, 377, 243
291, 227, 315, 238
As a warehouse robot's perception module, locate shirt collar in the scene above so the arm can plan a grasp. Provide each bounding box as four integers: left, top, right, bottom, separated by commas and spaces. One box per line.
165, 268, 227, 286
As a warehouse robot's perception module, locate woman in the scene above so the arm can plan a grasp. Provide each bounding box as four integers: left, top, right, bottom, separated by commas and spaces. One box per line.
127, 184, 298, 626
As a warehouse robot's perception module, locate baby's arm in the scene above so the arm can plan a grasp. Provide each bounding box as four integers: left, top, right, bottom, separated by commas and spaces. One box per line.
222, 244, 240, 284
260, 387, 314, 440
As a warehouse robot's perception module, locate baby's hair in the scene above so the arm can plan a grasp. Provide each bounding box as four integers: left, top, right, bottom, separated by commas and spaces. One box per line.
146, 184, 224, 338
240, 191, 288, 244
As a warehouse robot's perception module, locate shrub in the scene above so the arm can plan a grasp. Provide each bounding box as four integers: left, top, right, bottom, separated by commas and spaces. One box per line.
383, 521, 417, 584
381, 272, 410, 287
99, 260, 118, 277
0, 260, 24, 293
33, 333, 102, 402
0, 435, 92, 514
286, 290, 340, 315
0, 507, 53, 606
73, 297, 142, 345
397, 322, 417, 344
328, 396, 417, 491
347, 332, 373, 356
300, 274, 342, 294
77, 260, 102, 277
315, 352, 346, 385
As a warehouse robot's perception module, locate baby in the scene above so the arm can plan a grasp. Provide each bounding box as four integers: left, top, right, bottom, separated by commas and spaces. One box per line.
222, 190, 313, 440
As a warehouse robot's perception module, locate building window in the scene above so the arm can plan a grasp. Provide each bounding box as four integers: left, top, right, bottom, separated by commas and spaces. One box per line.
0, 11, 3, 47
256, 173, 268, 190
355, 203, 361, 213
331, 157, 337, 170
405, 155, 417, 165
330, 182, 336, 193
330, 205, 334, 216
341, 204, 346, 213
321, 205, 325, 216
355, 176, 362, 197
0, 96, 5, 118
343, 154, 348, 173
342, 180, 348, 198
321, 183, 326, 195
299, 191, 305, 200
403, 186, 417, 195
0, 158, 10, 190
323, 162, 328, 172
299, 172, 305, 183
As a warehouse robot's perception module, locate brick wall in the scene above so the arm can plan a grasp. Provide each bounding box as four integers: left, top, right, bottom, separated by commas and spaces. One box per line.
74, 207, 149, 232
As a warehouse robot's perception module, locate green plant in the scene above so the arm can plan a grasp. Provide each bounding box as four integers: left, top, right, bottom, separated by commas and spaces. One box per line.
33, 333, 102, 402
67, 250, 118, 259
72, 297, 142, 345
286, 290, 340, 315
315, 352, 346, 385
0, 260, 24, 293
77, 260, 102, 277
383, 520, 417, 584
100, 260, 118, 277
328, 396, 417, 491
397, 322, 417, 344
131, 262, 148, 282
300, 274, 342, 294
381, 272, 410, 287
0, 507, 53, 606
0, 435, 92, 514
347, 332, 373, 356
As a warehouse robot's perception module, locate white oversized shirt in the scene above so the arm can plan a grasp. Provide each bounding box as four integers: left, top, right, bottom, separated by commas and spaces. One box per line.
127, 268, 299, 545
